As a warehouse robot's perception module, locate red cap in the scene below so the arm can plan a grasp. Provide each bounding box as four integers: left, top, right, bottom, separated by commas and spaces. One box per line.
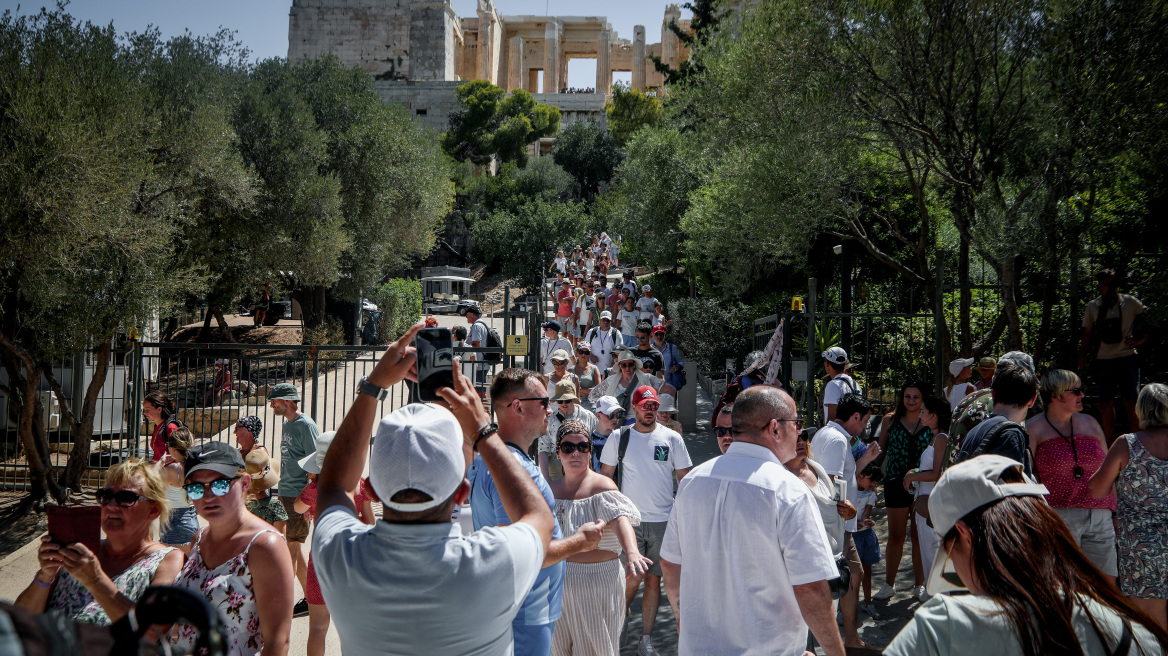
632, 385, 659, 407
651, 325, 666, 335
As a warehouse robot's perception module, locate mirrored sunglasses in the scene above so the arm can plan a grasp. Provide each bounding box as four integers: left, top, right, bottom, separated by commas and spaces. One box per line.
184, 477, 238, 501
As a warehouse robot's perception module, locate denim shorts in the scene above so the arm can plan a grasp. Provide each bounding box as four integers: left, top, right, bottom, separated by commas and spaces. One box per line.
851, 528, 881, 566
161, 506, 199, 545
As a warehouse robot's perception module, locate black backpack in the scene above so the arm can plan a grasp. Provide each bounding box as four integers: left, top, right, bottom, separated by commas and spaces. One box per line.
475, 320, 503, 362
613, 426, 633, 489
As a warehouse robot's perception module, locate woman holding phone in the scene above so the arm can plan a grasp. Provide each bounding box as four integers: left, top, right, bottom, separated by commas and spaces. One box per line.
15, 460, 184, 626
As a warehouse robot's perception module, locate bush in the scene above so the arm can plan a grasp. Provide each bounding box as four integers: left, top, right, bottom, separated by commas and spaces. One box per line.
370, 278, 423, 344
668, 297, 753, 373
302, 316, 345, 347
639, 270, 689, 311
472, 197, 588, 294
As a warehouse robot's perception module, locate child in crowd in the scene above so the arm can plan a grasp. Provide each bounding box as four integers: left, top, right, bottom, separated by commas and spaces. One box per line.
354, 477, 376, 526
294, 432, 336, 656
657, 393, 683, 437
852, 464, 884, 618
245, 447, 288, 537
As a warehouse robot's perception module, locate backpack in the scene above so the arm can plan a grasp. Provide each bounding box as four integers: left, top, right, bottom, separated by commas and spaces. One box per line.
613, 426, 633, 490
475, 320, 503, 362
956, 417, 1031, 473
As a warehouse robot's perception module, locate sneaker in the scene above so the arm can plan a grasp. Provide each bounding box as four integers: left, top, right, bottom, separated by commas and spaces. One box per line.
917, 586, 932, 602
293, 598, 309, 618
873, 583, 895, 600
913, 585, 927, 601
860, 602, 880, 619
637, 636, 659, 656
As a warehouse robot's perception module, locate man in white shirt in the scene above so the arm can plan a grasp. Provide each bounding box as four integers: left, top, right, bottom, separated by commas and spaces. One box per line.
312, 323, 554, 656
821, 346, 860, 424
617, 296, 641, 348
660, 385, 845, 656
540, 321, 572, 374
585, 311, 620, 372
636, 285, 658, 321
599, 386, 691, 656
810, 393, 882, 650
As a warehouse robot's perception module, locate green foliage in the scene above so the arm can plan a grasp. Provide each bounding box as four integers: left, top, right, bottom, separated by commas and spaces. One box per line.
302, 316, 346, 347
604, 83, 663, 146
551, 120, 623, 198
442, 81, 561, 167
369, 278, 423, 345
649, 0, 726, 86
667, 298, 753, 372
472, 197, 589, 294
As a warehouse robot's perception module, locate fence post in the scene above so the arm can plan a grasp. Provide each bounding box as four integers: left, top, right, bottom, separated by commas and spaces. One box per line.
129, 340, 145, 458
503, 285, 512, 369
309, 346, 319, 422
934, 256, 945, 396
806, 277, 817, 425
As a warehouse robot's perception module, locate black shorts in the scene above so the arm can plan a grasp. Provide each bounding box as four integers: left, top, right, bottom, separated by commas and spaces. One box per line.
1094, 354, 1139, 400
883, 477, 914, 509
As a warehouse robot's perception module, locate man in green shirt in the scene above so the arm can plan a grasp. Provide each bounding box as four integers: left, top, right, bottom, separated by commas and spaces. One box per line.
270, 382, 319, 617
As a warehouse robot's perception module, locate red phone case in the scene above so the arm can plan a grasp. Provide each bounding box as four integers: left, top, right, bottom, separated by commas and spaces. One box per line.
46, 505, 102, 554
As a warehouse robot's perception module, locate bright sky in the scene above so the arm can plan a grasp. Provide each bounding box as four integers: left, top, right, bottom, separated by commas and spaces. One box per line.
1, 0, 686, 89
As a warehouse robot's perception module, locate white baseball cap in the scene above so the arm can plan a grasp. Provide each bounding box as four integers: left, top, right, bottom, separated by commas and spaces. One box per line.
600, 310, 613, 320
369, 404, 465, 513
642, 284, 652, 292
822, 346, 848, 365
948, 358, 976, 377
595, 395, 623, 416
925, 455, 1048, 594
298, 431, 336, 475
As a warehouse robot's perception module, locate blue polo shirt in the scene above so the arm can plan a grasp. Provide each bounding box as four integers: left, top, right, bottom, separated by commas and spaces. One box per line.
468, 445, 564, 626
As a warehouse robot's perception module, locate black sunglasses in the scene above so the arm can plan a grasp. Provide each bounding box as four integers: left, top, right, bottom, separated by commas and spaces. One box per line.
96, 488, 149, 508
556, 399, 576, 405
714, 426, 732, 437
512, 397, 550, 409
559, 441, 591, 454
1066, 387, 1085, 396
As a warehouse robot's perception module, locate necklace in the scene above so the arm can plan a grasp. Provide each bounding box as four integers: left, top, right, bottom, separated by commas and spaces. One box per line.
1044, 412, 1083, 479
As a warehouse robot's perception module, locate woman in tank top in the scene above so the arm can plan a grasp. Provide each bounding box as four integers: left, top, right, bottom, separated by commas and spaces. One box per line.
171, 441, 294, 656
159, 427, 200, 547
876, 381, 933, 601
1028, 369, 1117, 584
550, 420, 650, 656
573, 342, 601, 404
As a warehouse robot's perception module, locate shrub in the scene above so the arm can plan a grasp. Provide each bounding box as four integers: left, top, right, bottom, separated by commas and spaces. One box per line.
668, 297, 753, 372
370, 278, 423, 344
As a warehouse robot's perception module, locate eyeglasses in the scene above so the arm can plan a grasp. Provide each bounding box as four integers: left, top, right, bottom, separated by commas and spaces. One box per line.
511, 397, 550, 409
184, 477, 239, 501
1066, 387, 1085, 396
714, 426, 732, 437
556, 400, 575, 405
619, 362, 636, 369
639, 403, 660, 411
96, 488, 149, 508
559, 441, 591, 454
779, 416, 806, 430
551, 360, 568, 365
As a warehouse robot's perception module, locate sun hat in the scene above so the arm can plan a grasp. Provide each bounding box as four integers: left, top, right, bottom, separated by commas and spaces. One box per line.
925, 455, 1048, 594
822, 347, 849, 366
184, 441, 246, 481
551, 380, 579, 402
632, 385, 659, 407
298, 431, 336, 475
245, 448, 280, 495
657, 394, 677, 413
595, 396, 623, 416
997, 351, 1035, 374
268, 382, 301, 402
642, 284, 652, 292
978, 356, 997, 369
615, 350, 642, 370
369, 404, 465, 513
550, 349, 571, 363
948, 358, 976, 377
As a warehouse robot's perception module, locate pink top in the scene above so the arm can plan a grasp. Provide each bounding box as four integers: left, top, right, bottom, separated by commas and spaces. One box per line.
1035, 435, 1116, 510
297, 480, 319, 522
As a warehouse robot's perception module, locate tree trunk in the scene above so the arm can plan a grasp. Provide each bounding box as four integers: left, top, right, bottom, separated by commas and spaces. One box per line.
1000, 257, 1024, 351
198, 307, 214, 342
295, 286, 328, 340
1033, 261, 1059, 365
56, 340, 112, 491
213, 308, 235, 343
959, 236, 972, 355
13, 364, 63, 502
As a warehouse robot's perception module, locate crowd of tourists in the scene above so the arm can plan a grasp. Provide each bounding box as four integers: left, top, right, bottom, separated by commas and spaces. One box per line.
11, 268, 1168, 656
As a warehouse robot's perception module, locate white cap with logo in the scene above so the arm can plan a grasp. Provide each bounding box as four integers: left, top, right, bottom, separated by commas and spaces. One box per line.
948, 358, 976, 377
925, 455, 1048, 594
369, 404, 466, 513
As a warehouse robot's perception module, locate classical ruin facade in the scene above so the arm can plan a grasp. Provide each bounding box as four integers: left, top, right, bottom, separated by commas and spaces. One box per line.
287, 0, 693, 131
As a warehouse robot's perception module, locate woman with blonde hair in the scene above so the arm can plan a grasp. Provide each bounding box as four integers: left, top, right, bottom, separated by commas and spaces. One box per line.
15, 459, 183, 625
159, 426, 199, 546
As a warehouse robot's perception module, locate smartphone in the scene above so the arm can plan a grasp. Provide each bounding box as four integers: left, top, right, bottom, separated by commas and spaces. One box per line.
46, 505, 101, 554
414, 327, 454, 402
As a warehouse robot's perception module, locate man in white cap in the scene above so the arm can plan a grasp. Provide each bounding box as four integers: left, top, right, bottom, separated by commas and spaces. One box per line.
636, 284, 658, 321
822, 346, 860, 424
584, 311, 620, 372
591, 396, 624, 471
312, 323, 556, 656
537, 380, 597, 481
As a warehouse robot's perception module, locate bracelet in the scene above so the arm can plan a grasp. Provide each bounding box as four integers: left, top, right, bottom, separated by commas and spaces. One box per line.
33, 573, 54, 588
472, 423, 499, 452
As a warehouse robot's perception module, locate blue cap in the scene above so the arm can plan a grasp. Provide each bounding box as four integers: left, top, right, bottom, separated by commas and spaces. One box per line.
542, 320, 562, 332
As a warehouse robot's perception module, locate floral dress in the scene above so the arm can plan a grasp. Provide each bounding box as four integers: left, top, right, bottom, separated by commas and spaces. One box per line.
171, 528, 281, 656
1116, 433, 1168, 598
47, 546, 176, 626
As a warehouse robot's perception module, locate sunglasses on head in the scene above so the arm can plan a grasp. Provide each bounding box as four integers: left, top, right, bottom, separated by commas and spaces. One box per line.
96, 488, 149, 508
559, 441, 591, 454
184, 477, 239, 501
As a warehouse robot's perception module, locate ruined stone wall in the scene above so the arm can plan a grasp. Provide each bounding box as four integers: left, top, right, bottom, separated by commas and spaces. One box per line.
374, 80, 463, 133
288, 0, 412, 80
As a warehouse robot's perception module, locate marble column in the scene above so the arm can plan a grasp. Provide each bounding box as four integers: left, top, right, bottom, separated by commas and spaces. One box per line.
595, 29, 611, 95
508, 35, 524, 92
543, 20, 561, 93
662, 5, 681, 70
632, 25, 646, 90
476, 9, 492, 82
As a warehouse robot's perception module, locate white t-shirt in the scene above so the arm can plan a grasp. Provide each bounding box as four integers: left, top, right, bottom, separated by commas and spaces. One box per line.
468, 320, 489, 364
313, 506, 543, 655
635, 296, 657, 321
811, 421, 859, 532
586, 327, 620, 371
617, 308, 640, 336
822, 373, 859, 423
854, 489, 877, 524
540, 337, 573, 374
884, 593, 1162, 656
552, 257, 567, 274
1083, 294, 1145, 360
599, 424, 692, 522
660, 442, 838, 656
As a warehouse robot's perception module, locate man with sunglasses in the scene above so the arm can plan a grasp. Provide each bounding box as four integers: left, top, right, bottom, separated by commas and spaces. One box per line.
537, 381, 598, 481
715, 403, 734, 453
660, 385, 845, 656
468, 368, 605, 656
592, 396, 625, 471
269, 381, 319, 617
599, 386, 691, 655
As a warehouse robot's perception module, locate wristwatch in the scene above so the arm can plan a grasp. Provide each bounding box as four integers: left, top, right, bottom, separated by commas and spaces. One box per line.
357, 376, 388, 401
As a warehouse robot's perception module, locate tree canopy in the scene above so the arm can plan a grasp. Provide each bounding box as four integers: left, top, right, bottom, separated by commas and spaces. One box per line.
442, 81, 561, 167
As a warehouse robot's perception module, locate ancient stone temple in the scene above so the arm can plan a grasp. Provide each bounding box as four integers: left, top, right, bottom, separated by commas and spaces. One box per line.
287, 0, 693, 132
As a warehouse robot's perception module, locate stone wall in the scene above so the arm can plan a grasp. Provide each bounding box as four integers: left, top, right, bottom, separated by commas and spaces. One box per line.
288, 0, 412, 80
374, 80, 463, 133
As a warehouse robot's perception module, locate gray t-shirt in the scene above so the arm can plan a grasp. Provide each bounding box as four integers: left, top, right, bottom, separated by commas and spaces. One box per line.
312, 506, 543, 655
278, 413, 319, 498
468, 320, 490, 364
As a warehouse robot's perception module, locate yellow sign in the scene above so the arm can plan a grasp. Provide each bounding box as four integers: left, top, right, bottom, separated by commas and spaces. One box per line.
505, 334, 528, 356
791, 297, 804, 311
